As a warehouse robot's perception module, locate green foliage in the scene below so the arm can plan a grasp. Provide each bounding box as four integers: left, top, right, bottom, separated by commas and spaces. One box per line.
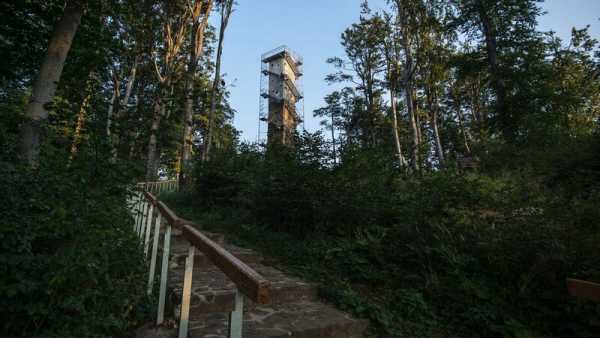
0, 123, 151, 337
171, 128, 600, 337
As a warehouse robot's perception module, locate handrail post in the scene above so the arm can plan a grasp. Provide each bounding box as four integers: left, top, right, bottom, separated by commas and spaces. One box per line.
178, 246, 195, 338
139, 201, 149, 240
157, 223, 171, 325
137, 200, 147, 237
134, 192, 141, 232
228, 289, 244, 338
143, 204, 154, 257
147, 213, 162, 295
132, 192, 141, 231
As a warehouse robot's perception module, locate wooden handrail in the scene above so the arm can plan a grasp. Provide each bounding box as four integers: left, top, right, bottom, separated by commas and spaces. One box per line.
181, 223, 270, 304
142, 191, 270, 304
567, 278, 600, 303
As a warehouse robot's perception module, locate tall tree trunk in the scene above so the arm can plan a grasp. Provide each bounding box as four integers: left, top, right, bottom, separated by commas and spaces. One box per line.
111, 57, 138, 161
120, 58, 138, 113
203, 0, 233, 162
330, 110, 337, 165
106, 70, 120, 141
145, 94, 165, 180
128, 78, 144, 160
182, 0, 213, 183
426, 84, 444, 167
70, 92, 91, 158
396, 0, 419, 172
383, 23, 407, 169
390, 90, 406, 168
414, 92, 423, 146
455, 96, 472, 154
478, 1, 511, 140
432, 108, 444, 166
19, 0, 85, 166
406, 88, 419, 172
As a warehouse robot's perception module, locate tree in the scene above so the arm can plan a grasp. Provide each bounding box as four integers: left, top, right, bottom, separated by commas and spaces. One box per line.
313, 91, 347, 165
181, 0, 213, 184
392, 0, 426, 172
19, 0, 86, 166
381, 12, 408, 168
326, 3, 387, 148
146, 2, 191, 180
202, 0, 234, 162
453, 0, 543, 142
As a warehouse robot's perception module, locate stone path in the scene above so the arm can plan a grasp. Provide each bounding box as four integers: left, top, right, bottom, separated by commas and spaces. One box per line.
162, 228, 368, 338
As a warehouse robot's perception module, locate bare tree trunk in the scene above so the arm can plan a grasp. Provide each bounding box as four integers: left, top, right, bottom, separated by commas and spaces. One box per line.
390, 90, 406, 168
330, 110, 337, 165
146, 95, 165, 180
120, 58, 138, 112
478, 1, 510, 140
111, 57, 138, 161
203, 0, 233, 162
426, 84, 444, 167
396, 0, 419, 172
407, 89, 419, 172
69, 92, 91, 158
128, 79, 144, 160
19, 0, 85, 166
182, 0, 213, 182
106, 70, 120, 140
432, 108, 444, 166
406, 87, 419, 172
414, 93, 423, 146
383, 36, 406, 169
455, 97, 472, 154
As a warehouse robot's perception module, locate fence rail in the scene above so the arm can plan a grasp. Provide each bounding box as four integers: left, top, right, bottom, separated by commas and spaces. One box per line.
567, 278, 600, 303
128, 183, 270, 338
136, 179, 179, 194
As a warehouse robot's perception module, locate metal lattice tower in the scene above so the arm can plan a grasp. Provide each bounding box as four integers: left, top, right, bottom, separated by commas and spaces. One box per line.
258, 46, 304, 146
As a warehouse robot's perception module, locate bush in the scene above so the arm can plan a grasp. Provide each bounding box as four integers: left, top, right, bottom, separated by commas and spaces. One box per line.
0, 140, 151, 337
184, 131, 600, 337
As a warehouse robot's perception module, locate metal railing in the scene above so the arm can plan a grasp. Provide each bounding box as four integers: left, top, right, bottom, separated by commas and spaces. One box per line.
128, 187, 270, 338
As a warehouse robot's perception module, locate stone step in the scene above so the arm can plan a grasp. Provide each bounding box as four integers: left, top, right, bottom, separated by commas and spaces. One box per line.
187, 301, 369, 338
169, 241, 263, 269
168, 263, 319, 314
159, 227, 226, 245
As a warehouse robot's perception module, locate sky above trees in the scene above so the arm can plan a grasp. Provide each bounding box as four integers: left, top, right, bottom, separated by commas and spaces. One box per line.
218, 0, 600, 141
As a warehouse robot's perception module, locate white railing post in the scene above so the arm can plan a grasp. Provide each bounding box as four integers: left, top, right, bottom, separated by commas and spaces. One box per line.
178, 246, 195, 338
136, 200, 146, 236
139, 201, 148, 240
143, 204, 154, 257
157, 223, 171, 325
133, 192, 141, 232
147, 213, 162, 295
132, 192, 140, 231
228, 289, 244, 338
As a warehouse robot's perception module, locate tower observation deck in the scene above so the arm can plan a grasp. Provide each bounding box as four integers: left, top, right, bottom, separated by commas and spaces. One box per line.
258, 46, 304, 146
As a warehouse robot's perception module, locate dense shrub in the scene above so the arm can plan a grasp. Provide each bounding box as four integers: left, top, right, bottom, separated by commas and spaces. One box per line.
0, 132, 151, 337
183, 132, 600, 337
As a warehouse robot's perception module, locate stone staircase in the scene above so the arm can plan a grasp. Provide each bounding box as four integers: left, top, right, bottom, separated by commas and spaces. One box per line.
163, 228, 368, 338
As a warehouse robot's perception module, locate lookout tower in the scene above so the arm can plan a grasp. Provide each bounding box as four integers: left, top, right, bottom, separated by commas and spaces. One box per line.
259, 46, 304, 146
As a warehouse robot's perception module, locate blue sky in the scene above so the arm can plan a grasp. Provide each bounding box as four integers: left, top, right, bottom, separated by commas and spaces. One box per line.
215, 0, 600, 142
